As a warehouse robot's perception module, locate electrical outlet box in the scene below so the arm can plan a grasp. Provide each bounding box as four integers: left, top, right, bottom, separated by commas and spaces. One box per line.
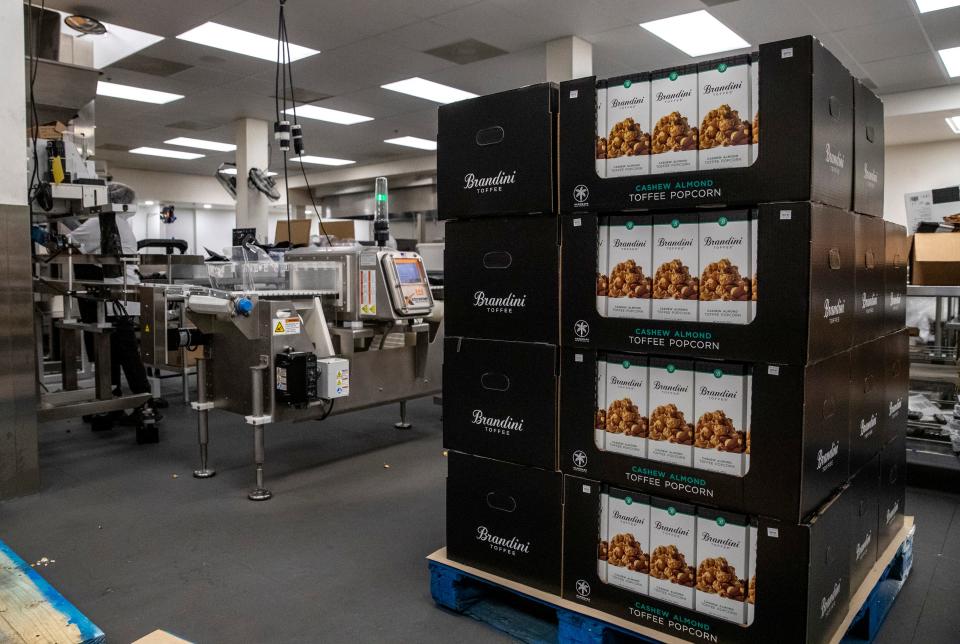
318, 358, 350, 398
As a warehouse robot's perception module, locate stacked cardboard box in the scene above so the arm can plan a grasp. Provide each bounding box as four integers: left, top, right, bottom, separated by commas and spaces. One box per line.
440, 83, 565, 595
439, 35, 908, 643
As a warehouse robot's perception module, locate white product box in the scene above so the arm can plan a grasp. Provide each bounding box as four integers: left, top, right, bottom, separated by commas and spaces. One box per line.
652, 214, 699, 322
595, 358, 607, 451
647, 358, 694, 467
750, 53, 759, 165
605, 490, 651, 596
695, 510, 750, 624
648, 499, 697, 609
650, 66, 699, 174
694, 362, 748, 476
596, 219, 610, 317
699, 210, 752, 325
698, 57, 752, 170
748, 212, 758, 323
605, 75, 651, 178
602, 355, 648, 459
598, 491, 609, 582
596, 81, 607, 179
747, 523, 757, 625
606, 216, 653, 319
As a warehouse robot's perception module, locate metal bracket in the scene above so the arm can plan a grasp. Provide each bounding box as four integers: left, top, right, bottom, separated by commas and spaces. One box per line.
191, 401, 215, 411
245, 415, 272, 426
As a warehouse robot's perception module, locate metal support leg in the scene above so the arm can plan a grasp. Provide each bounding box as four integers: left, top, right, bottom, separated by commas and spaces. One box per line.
248, 359, 272, 501
395, 399, 412, 430
181, 346, 190, 404
193, 357, 215, 479
60, 328, 79, 391
93, 331, 112, 400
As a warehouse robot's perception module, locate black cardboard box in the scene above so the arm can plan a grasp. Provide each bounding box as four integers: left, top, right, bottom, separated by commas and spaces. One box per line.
438, 83, 557, 219
446, 451, 563, 594
563, 476, 850, 644
854, 214, 885, 345
561, 349, 850, 523
846, 455, 880, 594
445, 216, 559, 344
883, 222, 908, 335
561, 203, 855, 364
878, 434, 906, 557
853, 81, 885, 218
849, 339, 884, 475
443, 337, 558, 469
882, 330, 908, 446
559, 37, 853, 214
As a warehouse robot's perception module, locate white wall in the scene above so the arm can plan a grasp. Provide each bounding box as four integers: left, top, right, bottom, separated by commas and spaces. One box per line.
1, 1, 27, 206
884, 140, 960, 225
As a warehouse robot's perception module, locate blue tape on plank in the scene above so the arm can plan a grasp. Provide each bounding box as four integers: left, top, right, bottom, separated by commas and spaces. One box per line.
0, 539, 105, 644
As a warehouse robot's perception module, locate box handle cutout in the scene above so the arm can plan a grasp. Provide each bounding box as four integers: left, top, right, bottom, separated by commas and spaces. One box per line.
481, 372, 510, 391
828, 96, 840, 119
891, 359, 901, 377
486, 492, 517, 513
483, 251, 513, 269
864, 374, 874, 394
889, 463, 899, 484
865, 250, 876, 270
822, 396, 836, 420
893, 252, 904, 269
828, 248, 842, 270
476, 126, 505, 146
865, 125, 876, 143
858, 499, 866, 517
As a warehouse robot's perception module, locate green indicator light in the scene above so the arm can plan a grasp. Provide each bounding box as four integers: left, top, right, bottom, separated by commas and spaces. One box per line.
376, 194, 388, 202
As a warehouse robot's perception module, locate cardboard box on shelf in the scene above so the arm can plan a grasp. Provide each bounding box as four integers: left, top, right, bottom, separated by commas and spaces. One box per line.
438, 83, 557, 219
883, 222, 908, 334
561, 349, 850, 523
560, 36, 854, 213
849, 339, 884, 475
445, 216, 559, 344
878, 434, 906, 556
853, 214, 885, 344
563, 477, 851, 644
561, 203, 855, 364
910, 232, 960, 286
846, 455, 880, 594
853, 81, 885, 218
446, 452, 563, 594
443, 337, 558, 469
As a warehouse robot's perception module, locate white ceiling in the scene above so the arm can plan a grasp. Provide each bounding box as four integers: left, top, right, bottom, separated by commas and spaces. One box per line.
41, 0, 960, 176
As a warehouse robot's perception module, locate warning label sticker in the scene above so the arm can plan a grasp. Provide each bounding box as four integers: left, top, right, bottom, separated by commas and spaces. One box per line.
359, 269, 377, 316
272, 317, 301, 335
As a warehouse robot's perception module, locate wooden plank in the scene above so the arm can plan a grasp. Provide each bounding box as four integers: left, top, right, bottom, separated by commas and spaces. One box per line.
428, 515, 915, 644
132, 630, 193, 644
0, 541, 104, 644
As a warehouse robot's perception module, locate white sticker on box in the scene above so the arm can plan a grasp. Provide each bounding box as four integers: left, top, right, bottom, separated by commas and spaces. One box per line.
782, 48, 793, 58
575, 354, 584, 362
767, 366, 780, 376
272, 317, 301, 335
779, 210, 792, 220
767, 527, 779, 538
570, 90, 579, 99
574, 218, 582, 227
582, 484, 591, 493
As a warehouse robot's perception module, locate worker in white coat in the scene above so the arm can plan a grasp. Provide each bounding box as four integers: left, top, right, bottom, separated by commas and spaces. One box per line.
68, 212, 151, 405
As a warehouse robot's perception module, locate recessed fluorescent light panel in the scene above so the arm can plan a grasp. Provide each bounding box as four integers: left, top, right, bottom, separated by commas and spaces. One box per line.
640, 10, 750, 57
144, 201, 155, 206
380, 77, 477, 104
203, 203, 212, 209
916, 0, 960, 12
177, 22, 319, 62
283, 105, 373, 125
384, 136, 437, 150
129, 147, 204, 160
939, 46, 960, 77
97, 81, 183, 104
291, 155, 355, 166
165, 137, 236, 151
220, 168, 278, 176
947, 116, 960, 134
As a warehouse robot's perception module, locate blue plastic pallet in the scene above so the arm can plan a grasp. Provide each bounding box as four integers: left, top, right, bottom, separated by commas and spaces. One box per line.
429, 524, 914, 644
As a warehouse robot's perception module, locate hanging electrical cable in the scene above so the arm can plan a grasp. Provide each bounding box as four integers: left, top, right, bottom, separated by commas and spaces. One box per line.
273, 0, 333, 247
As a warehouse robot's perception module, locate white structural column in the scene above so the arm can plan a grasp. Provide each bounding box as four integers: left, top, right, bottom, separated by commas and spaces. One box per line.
1, 0, 39, 498
546, 36, 593, 83
234, 118, 271, 234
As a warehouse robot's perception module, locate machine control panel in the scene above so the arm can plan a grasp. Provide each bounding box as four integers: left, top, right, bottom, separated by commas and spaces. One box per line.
380, 251, 434, 317
275, 351, 318, 407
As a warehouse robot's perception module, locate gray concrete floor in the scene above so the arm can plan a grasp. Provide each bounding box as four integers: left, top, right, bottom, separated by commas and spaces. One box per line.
1, 385, 509, 643
2, 381, 959, 643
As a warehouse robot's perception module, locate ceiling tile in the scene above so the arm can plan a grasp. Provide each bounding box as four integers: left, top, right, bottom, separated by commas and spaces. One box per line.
829, 17, 931, 63
862, 52, 950, 92
799, 0, 914, 31
919, 7, 960, 50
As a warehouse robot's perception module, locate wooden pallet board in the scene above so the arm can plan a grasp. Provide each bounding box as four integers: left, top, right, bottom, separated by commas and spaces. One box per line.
429, 517, 914, 644
0, 540, 104, 644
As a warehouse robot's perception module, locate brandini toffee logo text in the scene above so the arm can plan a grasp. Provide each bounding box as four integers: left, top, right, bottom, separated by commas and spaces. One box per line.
656, 89, 692, 102
472, 409, 524, 433
464, 171, 516, 194
611, 97, 646, 108
816, 441, 840, 471
702, 81, 743, 95
824, 298, 845, 318
473, 291, 527, 314
825, 143, 846, 169
476, 526, 530, 555
820, 580, 842, 618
